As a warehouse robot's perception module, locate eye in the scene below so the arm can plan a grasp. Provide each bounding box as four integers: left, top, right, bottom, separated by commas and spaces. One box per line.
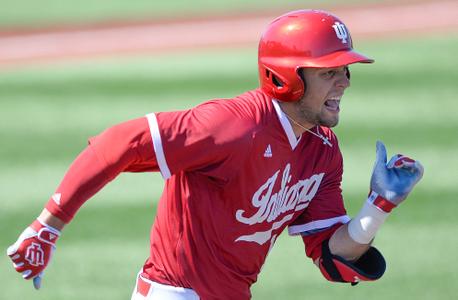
322, 70, 336, 78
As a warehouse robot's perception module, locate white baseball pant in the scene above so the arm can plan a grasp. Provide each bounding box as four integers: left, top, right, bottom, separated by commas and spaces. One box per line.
131, 272, 200, 300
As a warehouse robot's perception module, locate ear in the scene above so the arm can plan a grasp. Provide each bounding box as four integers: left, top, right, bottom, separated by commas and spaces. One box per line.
345, 66, 351, 80
296, 68, 307, 95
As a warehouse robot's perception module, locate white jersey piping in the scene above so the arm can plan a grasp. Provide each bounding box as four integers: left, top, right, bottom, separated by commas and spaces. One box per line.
146, 113, 172, 179
272, 99, 301, 150
288, 215, 351, 236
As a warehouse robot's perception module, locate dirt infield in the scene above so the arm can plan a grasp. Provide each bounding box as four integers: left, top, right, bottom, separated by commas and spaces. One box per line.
0, 0, 457, 67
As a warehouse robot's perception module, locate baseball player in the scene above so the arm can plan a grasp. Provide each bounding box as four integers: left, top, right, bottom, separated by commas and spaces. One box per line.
7, 10, 423, 300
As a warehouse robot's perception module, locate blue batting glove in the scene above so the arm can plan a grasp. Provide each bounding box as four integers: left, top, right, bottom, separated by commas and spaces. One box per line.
370, 141, 424, 207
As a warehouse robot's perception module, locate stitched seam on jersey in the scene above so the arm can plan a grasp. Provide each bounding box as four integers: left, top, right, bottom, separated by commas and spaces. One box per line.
287, 215, 351, 236
272, 99, 300, 150
146, 113, 171, 179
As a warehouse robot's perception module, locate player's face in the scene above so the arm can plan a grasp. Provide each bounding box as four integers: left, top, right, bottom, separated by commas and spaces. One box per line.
295, 66, 350, 128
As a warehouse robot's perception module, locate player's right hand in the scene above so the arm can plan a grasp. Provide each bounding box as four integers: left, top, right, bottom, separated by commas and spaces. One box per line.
7, 219, 60, 290
370, 141, 424, 207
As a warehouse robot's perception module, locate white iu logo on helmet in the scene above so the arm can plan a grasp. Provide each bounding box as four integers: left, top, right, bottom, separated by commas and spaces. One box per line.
332, 22, 348, 44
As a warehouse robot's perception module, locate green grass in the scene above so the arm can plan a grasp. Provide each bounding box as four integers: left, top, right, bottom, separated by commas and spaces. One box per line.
1, 33, 458, 299
0, 0, 394, 28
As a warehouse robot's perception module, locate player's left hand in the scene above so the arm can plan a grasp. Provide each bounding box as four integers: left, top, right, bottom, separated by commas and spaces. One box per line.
370, 141, 424, 207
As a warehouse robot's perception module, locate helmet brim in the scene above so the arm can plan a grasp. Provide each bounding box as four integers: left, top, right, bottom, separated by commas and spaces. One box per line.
300, 49, 374, 68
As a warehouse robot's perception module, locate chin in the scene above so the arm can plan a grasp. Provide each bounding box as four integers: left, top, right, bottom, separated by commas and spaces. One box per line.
317, 110, 339, 128
319, 118, 339, 128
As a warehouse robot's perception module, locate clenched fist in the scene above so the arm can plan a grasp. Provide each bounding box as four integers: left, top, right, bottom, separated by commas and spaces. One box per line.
7, 219, 60, 289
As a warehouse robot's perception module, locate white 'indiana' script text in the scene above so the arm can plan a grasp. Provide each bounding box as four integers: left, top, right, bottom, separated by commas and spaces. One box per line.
236, 164, 325, 225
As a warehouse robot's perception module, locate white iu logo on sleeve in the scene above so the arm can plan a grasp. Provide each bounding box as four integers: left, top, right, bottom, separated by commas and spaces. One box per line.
332, 22, 348, 44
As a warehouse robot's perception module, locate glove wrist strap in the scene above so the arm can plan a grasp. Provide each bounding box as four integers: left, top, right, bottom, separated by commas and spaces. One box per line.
31, 219, 61, 245
367, 191, 396, 213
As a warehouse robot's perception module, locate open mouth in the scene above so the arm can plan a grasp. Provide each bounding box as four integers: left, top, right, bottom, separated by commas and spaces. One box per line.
324, 97, 341, 112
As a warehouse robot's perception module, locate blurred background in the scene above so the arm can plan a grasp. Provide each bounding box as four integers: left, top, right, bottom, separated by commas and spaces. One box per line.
1, 0, 457, 299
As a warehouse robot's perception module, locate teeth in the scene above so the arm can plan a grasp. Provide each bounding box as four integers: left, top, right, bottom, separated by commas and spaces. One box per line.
328, 96, 341, 101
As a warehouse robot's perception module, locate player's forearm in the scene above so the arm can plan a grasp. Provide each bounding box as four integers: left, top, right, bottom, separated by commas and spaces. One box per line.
328, 193, 392, 261
328, 223, 371, 262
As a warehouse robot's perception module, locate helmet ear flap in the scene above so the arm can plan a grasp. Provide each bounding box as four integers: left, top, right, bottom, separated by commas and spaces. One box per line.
263, 67, 292, 98
265, 68, 284, 88
271, 73, 283, 88
260, 64, 304, 102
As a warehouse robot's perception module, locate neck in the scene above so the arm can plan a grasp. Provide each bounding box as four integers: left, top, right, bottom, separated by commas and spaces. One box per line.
283, 111, 333, 148
284, 113, 314, 137
277, 100, 313, 137
277, 100, 332, 147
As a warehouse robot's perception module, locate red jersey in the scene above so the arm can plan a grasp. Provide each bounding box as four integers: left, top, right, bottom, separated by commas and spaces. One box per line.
143, 89, 348, 299
46, 89, 349, 300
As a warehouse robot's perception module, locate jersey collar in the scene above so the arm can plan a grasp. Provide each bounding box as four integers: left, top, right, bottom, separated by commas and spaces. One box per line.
272, 99, 301, 150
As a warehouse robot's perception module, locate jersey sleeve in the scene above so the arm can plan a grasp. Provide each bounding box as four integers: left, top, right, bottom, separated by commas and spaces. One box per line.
88, 117, 158, 173
147, 99, 253, 182
45, 117, 158, 223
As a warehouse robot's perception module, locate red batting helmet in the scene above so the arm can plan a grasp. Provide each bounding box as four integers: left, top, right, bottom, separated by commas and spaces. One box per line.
258, 9, 374, 102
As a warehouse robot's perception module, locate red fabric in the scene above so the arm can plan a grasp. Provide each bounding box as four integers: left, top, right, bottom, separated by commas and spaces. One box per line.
373, 195, 396, 213
45, 117, 158, 223
137, 276, 151, 297
287, 134, 347, 235
301, 223, 343, 262
394, 155, 415, 167
41, 89, 348, 299
318, 263, 333, 281
333, 259, 371, 282
144, 90, 347, 299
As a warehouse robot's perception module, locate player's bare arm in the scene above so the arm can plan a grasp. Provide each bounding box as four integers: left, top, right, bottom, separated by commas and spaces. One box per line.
328, 223, 371, 262
37, 209, 66, 231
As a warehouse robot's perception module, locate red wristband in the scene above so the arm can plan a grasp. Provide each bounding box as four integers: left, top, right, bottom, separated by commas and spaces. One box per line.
368, 191, 396, 213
